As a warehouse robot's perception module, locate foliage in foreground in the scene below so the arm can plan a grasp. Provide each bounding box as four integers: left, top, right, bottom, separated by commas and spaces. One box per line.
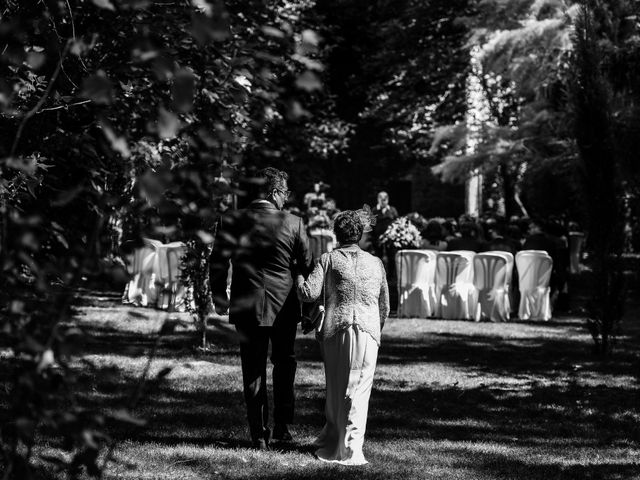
0, 0, 321, 477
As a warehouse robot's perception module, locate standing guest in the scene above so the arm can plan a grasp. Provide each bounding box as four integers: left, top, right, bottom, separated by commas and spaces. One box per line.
210, 167, 313, 450
371, 191, 399, 255
420, 220, 448, 251
303, 181, 327, 211
298, 209, 389, 465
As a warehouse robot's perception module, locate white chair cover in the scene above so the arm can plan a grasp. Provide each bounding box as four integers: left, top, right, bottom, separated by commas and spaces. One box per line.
568, 232, 585, 274
309, 228, 335, 263
435, 251, 476, 319
473, 252, 514, 322
516, 250, 553, 321
395, 249, 437, 318
154, 241, 187, 311
123, 239, 160, 306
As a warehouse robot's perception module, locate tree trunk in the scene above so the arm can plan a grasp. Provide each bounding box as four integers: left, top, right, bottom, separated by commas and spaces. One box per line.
570, 7, 625, 356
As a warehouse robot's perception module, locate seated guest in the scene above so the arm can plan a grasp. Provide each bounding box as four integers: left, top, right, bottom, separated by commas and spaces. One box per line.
522, 219, 557, 256
442, 219, 458, 242
485, 219, 519, 255
420, 220, 447, 251
446, 220, 486, 252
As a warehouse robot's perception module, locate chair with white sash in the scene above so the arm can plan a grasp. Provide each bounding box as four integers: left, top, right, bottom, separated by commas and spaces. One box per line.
395, 249, 437, 318
123, 238, 161, 306
435, 251, 476, 319
155, 241, 187, 311
473, 251, 514, 322
516, 250, 553, 321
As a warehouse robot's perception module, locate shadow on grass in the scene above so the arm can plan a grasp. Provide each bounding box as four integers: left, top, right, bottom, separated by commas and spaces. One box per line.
71, 354, 640, 452
458, 450, 640, 480
23, 291, 637, 480
75, 317, 640, 384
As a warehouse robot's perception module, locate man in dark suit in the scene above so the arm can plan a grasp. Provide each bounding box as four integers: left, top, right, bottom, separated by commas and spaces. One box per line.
210, 168, 313, 450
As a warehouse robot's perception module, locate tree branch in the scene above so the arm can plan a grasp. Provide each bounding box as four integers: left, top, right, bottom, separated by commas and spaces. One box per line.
37, 99, 92, 113
9, 40, 72, 157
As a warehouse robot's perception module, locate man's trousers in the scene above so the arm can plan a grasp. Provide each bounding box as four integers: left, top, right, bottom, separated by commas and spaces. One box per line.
235, 314, 298, 442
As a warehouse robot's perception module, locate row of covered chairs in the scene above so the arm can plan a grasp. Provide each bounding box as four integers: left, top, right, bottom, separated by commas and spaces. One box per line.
396, 249, 553, 321
123, 238, 188, 311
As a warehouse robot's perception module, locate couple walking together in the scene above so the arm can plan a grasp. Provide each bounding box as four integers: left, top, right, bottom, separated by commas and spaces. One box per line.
210, 167, 390, 465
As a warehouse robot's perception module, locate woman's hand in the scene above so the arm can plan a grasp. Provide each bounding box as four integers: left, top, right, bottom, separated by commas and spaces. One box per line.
295, 274, 305, 301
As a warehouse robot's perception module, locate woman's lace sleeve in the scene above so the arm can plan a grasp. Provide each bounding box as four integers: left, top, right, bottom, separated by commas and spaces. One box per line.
298, 255, 326, 302
378, 258, 390, 327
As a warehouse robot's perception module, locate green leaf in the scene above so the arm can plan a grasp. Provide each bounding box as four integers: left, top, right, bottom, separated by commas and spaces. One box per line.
295, 71, 322, 92
262, 26, 286, 39
37, 349, 55, 373
172, 69, 195, 112
91, 0, 116, 10
158, 106, 180, 139
191, 11, 230, 43
101, 122, 131, 158
5, 156, 38, 175
15, 418, 36, 440
81, 72, 113, 105
196, 230, 215, 244
26, 52, 46, 70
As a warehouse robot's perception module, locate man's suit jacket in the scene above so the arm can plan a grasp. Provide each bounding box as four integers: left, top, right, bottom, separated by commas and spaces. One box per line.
210, 200, 313, 327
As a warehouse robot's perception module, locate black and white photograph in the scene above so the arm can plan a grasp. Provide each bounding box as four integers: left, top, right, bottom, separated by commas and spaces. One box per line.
1, 0, 639, 478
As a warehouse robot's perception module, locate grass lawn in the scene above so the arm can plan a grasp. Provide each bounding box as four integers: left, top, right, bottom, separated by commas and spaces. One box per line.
39, 293, 640, 479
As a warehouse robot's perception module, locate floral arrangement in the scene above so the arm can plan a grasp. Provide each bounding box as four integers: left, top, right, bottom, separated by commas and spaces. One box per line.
378, 217, 423, 249
405, 212, 429, 232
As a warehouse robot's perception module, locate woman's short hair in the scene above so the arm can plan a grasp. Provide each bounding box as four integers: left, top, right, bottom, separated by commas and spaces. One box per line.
333, 210, 364, 244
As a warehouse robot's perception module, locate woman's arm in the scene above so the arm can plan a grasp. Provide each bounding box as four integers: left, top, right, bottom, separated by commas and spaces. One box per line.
298, 255, 326, 302
378, 259, 390, 328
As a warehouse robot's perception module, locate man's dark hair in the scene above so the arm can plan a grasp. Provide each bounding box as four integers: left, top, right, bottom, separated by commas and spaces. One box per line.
257, 167, 288, 196
333, 210, 364, 244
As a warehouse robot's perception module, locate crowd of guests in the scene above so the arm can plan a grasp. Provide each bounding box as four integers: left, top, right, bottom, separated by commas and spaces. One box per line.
284, 182, 583, 313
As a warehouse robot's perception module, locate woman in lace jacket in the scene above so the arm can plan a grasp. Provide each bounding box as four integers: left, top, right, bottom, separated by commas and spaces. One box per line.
298, 209, 389, 465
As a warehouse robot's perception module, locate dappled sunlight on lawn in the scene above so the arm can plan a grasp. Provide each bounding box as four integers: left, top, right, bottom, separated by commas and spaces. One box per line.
65, 293, 640, 480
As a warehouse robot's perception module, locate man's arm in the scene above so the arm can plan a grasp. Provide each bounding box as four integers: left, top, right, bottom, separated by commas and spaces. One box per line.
294, 216, 314, 278
209, 214, 234, 313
